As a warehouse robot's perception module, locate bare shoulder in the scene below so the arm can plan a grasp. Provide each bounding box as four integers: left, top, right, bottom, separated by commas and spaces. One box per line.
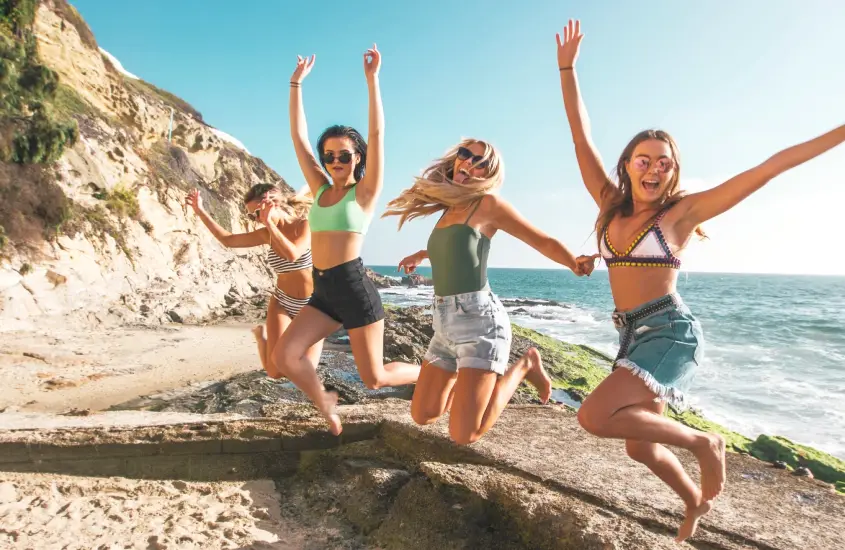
660, 195, 695, 226
478, 193, 505, 215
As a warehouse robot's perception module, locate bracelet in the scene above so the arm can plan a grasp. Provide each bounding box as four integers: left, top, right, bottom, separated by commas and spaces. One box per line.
290, 82, 301, 87
559, 66, 573, 71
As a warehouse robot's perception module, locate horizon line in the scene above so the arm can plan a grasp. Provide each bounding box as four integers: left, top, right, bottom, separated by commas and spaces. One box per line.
365, 265, 845, 278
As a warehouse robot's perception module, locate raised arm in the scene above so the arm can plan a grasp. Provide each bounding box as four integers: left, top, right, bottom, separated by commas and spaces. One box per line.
681, 123, 845, 228
357, 44, 385, 207
556, 20, 617, 208
257, 199, 310, 261
186, 189, 266, 248
489, 196, 583, 273
289, 55, 329, 195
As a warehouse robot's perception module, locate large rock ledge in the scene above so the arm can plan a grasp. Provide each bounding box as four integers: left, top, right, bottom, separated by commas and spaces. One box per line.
1, 401, 841, 549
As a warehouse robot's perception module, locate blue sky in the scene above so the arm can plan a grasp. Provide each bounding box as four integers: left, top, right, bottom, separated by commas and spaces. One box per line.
71, 0, 845, 275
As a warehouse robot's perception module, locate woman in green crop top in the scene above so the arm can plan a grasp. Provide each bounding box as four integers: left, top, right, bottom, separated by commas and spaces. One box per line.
382, 138, 599, 446
273, 46, 421, 436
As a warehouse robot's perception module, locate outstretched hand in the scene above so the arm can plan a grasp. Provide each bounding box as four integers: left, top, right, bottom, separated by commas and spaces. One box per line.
555, 19, 584, 69
363, 44, 381, 78
573, 253, 600, 277
397, 251, 422, 275
185, 189, 203, 214
291, 54, 315, 84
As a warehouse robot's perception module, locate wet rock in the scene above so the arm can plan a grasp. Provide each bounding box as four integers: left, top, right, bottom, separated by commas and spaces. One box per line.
748, 434, 845, 488
365, 268, 401, 289
383, 306, 432, 363
774, 460, 788, 469
794, 467, 814, 478
401, 274, 432, 287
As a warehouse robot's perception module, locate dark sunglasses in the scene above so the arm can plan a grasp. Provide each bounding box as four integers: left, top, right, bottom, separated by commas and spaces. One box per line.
457, 146, 489, 170
322, 151, 355, 165
247, 209, 260, 221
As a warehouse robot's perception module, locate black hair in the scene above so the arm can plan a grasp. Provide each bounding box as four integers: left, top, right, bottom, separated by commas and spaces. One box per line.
316, 125, 367, 182
243, 183, 278, 204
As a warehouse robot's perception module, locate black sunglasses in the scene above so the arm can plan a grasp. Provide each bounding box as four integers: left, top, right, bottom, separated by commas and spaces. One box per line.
457, 146, 489, 170
247, 209, 260, 221
322, 151, 355, 165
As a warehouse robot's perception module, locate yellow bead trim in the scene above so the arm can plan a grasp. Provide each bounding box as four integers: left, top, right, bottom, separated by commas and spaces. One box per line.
605, 223, 656, 256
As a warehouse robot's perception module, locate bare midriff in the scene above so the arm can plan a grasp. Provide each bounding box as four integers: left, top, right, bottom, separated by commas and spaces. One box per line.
275, 269, 313, 300
608, 267, 679, 312
310, 232, 366, 271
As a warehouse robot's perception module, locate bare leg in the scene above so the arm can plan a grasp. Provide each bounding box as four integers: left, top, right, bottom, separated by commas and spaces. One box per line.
257, 298, 293, 379
348, 320, 420, 389
254, 296, 284, 377
622, 401, 708, 542
409, 361, 458, 425
274, 306, 342, 434
577, 369, 726, 534
448, 347, 542, 445
252, 324, 266, 367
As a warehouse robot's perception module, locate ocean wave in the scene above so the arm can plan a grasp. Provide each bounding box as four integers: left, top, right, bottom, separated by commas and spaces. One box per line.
374, 270, 845, 460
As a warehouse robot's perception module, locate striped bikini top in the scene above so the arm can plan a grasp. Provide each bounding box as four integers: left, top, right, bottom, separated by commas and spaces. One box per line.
267, 247, 313, 274
599, 206, 681, 269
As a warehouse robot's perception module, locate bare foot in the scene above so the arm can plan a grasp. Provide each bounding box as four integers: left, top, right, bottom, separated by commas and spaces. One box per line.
694, 433, 726, 501
522, 348, 551, 404
675, 499, 712, 542
320, 390, 343, 436
251, 324, 265, 342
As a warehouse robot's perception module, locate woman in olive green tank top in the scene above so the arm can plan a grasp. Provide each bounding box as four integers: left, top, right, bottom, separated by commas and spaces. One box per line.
382, 138, 599, 445
273, 46, 421, 437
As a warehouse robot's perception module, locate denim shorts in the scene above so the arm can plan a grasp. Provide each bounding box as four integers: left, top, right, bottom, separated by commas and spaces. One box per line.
425, 289, 512, 375
612, 293, 704, 410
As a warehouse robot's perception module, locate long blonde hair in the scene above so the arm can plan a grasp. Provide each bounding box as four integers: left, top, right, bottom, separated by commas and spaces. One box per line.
382, 138, 504, 229
244, 183, 313, 224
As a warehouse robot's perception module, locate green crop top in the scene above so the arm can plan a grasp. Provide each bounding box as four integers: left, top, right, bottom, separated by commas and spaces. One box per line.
426, 200, 491, 297
308, 183, 371, 234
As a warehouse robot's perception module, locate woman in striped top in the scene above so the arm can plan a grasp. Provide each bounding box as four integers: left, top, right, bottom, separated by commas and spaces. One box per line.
186, 183, 323, 379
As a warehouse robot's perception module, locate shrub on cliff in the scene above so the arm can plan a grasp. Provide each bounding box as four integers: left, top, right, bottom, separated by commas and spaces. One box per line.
11, 103, 77, 163
0, 4, 79, 166
0, 0, 37, 33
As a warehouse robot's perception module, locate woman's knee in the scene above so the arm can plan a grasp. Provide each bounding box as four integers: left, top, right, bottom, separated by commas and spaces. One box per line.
449, 425, 480, 446
577, 406, 606, 436
410, 401, 442, 426
273, 338, 303, 370
358, 368, 388, 390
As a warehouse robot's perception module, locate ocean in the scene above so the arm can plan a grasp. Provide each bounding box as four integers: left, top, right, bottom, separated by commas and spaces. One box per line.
369, 266, 845, 460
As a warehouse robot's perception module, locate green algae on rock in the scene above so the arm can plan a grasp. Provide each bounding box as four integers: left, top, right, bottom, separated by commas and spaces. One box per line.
509, 325, 609, 393
747, 434, 845, 489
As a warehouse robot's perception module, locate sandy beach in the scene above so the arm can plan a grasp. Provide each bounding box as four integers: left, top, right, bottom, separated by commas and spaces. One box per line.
0, 322, 263, 415
0, 473, 321, 549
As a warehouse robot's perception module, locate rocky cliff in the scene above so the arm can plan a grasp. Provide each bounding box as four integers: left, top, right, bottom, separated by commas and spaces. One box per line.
1, 0, 287, 330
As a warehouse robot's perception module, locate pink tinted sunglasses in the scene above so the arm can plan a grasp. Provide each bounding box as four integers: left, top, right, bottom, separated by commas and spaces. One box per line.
631, 157, 675, 173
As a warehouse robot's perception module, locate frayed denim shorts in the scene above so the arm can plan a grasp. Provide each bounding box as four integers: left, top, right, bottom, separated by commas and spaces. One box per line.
612, 293, 704, 410
425, 289, 512, 376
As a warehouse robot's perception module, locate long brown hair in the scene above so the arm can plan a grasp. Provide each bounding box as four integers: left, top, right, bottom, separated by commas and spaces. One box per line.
596, 129, 705, 247
382, 138, 504, 229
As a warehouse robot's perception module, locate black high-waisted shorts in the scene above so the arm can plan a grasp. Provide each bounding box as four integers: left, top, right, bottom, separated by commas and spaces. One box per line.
307, 258, 385, 330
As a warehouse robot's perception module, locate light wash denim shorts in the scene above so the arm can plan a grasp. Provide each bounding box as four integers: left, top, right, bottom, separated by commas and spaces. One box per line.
425, 289, 512, 375
612, 293, 704, 410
